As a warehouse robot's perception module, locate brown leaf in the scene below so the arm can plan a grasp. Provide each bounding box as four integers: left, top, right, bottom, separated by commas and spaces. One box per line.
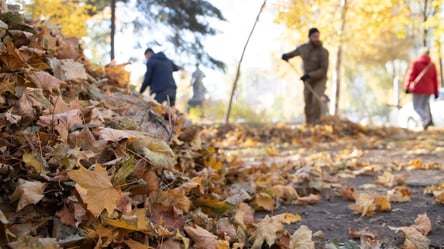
27, 70, 64, 94
290, 225, 315, 249
56, 205, 76, 227
38, 109, 83, 143
67, 165, 121, 217
9, 179, 47, 212
295, 194, 320, 205
348, 227, 376, 240
124, 239, 154, 249
129, 137, 176, 169
377, 172, 408, 187
250, 215, 284, 249
68, 125, 107, 152
7, 235, 59, 249
234, 203, 255, 230
184, 224, 229, 249
156, 238, 181, 249
216, 217, 237, 242
0, 37, 25, 71
389, 226, 430, 249
413, 213, 432, 236
17, 87, 51, 118
340, 185, 357, 201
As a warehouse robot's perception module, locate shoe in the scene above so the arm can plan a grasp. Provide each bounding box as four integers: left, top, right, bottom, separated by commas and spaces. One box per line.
423, 120, 433, 130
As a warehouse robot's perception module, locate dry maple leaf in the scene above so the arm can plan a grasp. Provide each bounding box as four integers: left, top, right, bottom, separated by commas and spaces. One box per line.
374, 195, 391, 212
389, 226, 430, 249
377, 172, 408, 187
38, 109, 83, 143
68, 125, 107, 153
234, 203, 255, 230
340, 185, 357, 201
27, 70, 64, 94
270, 185, 299, 201
184, 224, 229, 249
295, 194, 320, 205
271, 213, 301, 224
0, 37, 25, 71
9, 179, 47, 212
67, 165, 121, 217
7, 235, 59, 249
349, 193, 376, 217
250, 215, 285, 249
290, 225, 315, 249
17, 87, 51, 118
413, 213, 432, 236
387, 186, 411, 203
124, 239, 155, 249
255, 192, 275, 211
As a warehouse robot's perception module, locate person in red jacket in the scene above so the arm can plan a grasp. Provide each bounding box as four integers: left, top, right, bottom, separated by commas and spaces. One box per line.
404, 47, 439, 130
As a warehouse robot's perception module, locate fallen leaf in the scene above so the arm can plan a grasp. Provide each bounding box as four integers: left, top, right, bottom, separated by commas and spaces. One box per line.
255, 192, 274, 211
295, 194, 320, 205
129, 137, 176, 169
27, 70, 64, 94
184, 224, 229, 249
156, 238, 181, 249
266, 146, 279, 156
250, 215, 284, 249
377, 172, 408, 187
55, 205, 76, 227
0, 37, 25, 71
387, 187, 411, 203
68, 125, 107, 153
17, 87, 51, 118
22, 152, 48, 174
217, 217, 237, 242
374, 195, 391, 212
67, 165, 121, 217
389, 226, 430, 249
124, 239, 154, 249
340, 185, 357, 201
270, 185, 299, 201
8, 235, 59, 249
234, 203, 255, 230
271, 213, 301, 224
9, 179, 47, 211
348, 227, 376, 240
413, 213, 432, 236
38, 109, 83, 143
290, 225, 314, 249
349, 193, 376, 217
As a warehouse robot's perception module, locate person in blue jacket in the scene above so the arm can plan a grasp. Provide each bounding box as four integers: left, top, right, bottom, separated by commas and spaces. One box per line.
139, 48, 180, 106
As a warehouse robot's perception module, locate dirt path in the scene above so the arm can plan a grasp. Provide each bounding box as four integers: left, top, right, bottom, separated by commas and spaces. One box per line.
218, 126, 444, 247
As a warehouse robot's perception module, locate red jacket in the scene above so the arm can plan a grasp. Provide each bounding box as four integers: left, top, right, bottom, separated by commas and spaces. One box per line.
405, 55, 438, 95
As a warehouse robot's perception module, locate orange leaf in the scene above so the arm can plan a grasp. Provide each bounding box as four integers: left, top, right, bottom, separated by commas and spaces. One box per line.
67, 165, 121, 217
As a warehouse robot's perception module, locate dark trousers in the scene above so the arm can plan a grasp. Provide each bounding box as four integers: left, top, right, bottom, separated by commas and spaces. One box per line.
153, 88, 176, 106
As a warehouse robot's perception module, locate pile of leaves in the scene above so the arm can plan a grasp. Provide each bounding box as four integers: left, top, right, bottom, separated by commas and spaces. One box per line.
0, 10, 324, 249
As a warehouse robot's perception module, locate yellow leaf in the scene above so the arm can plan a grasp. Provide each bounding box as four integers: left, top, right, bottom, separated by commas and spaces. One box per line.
255, 192, 274, 211
175, 229, 190, 249
290, 225, 315, 249
9, 179, 47, 212
272, 213, 301, 224
67, 165, 121, 217
266, 146, 279, 156
270, 185, 299, 201
104, 209, 155, 235
22, 152, 47, 174
349, 193, 376, 217
374, 195, 391, 212
387, 187, 411, 203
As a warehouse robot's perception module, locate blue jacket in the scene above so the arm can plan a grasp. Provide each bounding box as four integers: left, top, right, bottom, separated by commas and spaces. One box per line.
139, 52, 179, 94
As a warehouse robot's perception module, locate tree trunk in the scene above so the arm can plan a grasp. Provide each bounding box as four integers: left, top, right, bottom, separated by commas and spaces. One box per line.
423, 0, 428, 47
439, 41, 444, 87
110, 0, 116, 61
333, 0, 348, 115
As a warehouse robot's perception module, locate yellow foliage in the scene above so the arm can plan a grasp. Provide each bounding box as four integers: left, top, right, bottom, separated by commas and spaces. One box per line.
26, 0, 95, 38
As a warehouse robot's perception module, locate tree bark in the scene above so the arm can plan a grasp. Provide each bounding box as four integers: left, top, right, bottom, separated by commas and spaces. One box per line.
333, 0, 348, 115
110, 0, 116, 61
